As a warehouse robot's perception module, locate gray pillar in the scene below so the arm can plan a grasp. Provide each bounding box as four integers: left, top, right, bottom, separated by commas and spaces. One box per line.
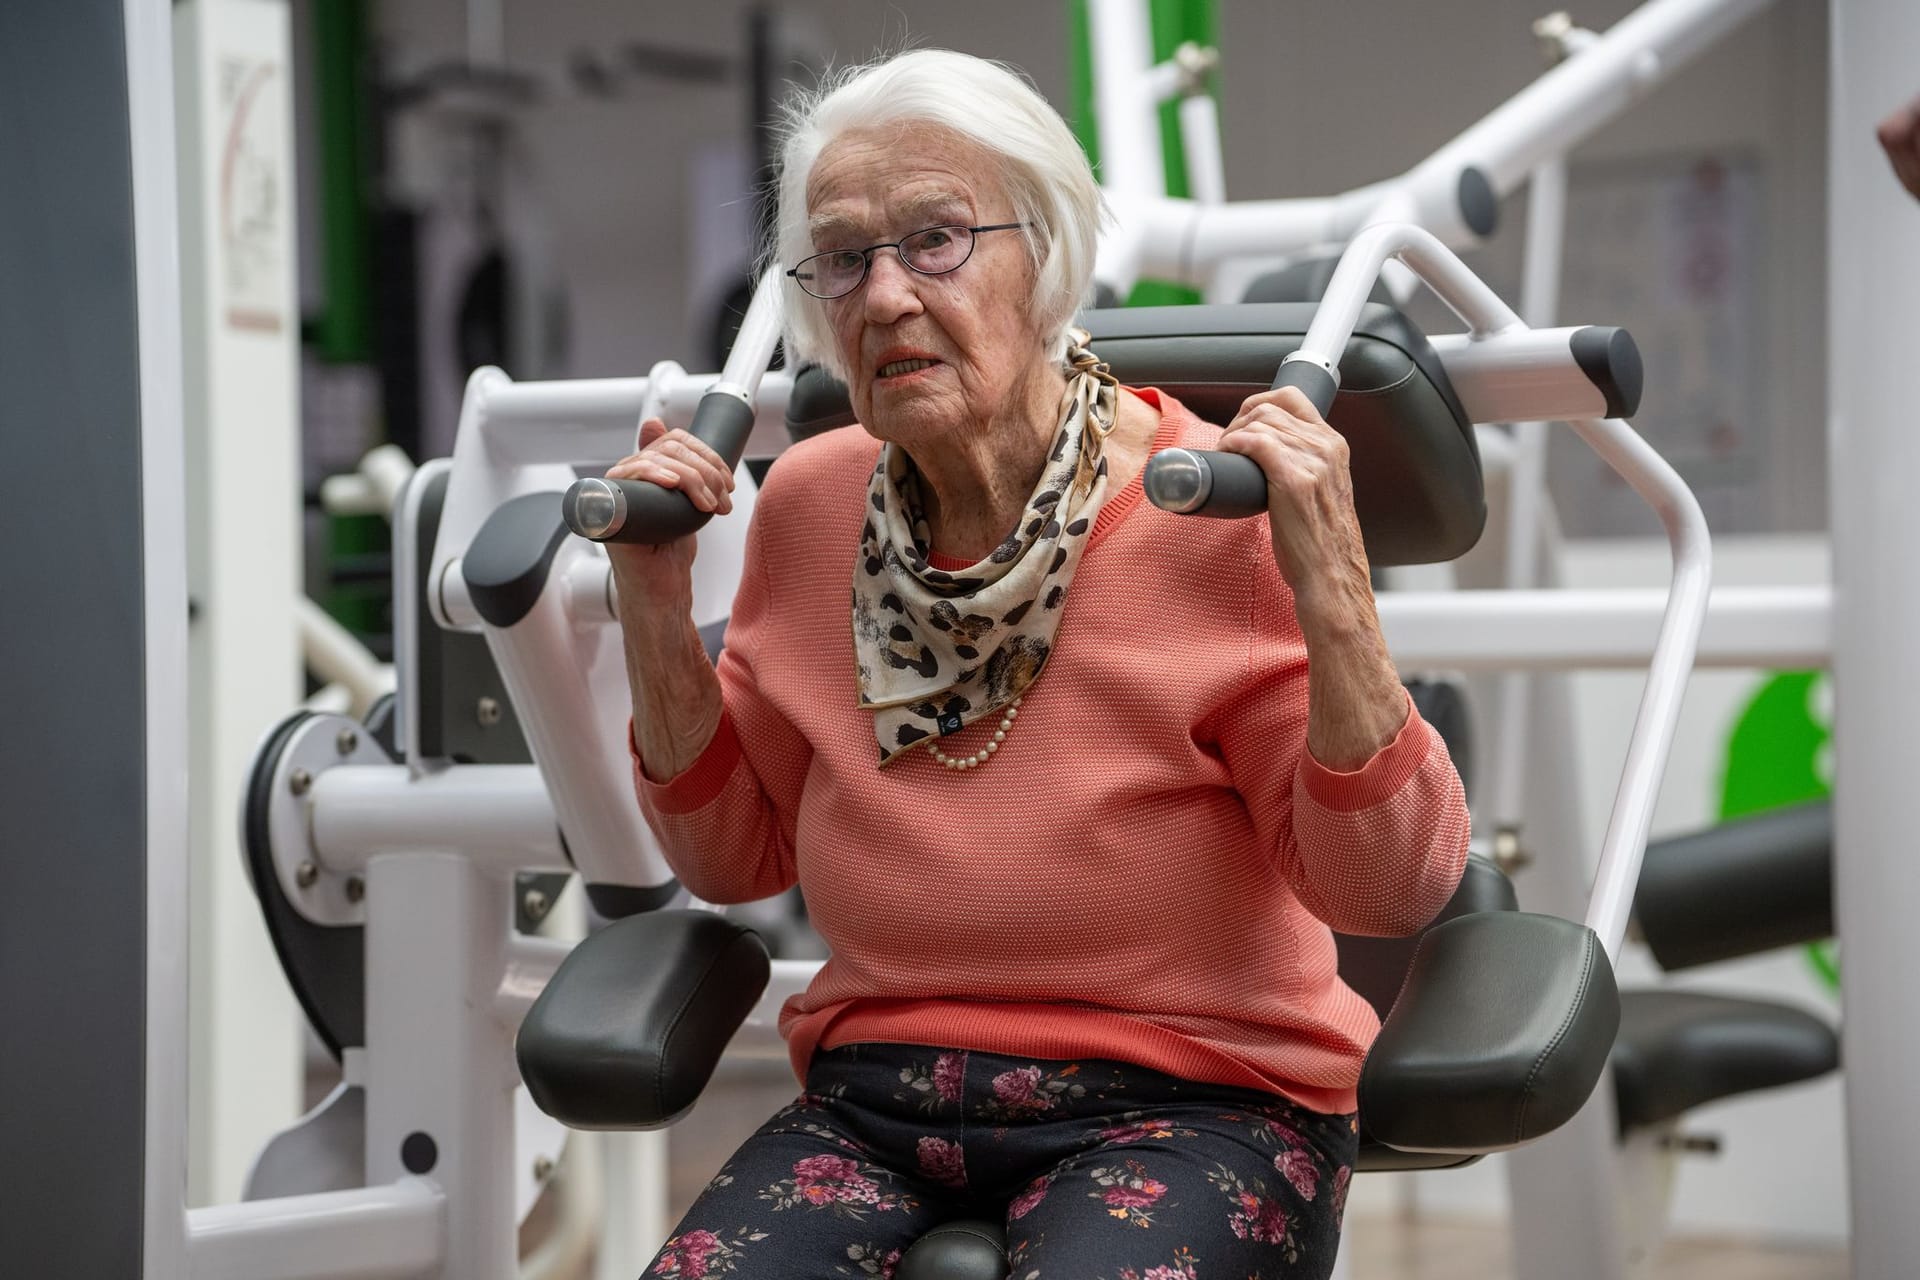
0, 2, 187, 1275
1828, 0, 1920, 1273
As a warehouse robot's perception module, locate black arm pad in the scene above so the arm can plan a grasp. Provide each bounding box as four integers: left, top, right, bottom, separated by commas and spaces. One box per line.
516, 910, 770, 1130
1359, 912, 1619, 1154
1634, 800, 1833, 971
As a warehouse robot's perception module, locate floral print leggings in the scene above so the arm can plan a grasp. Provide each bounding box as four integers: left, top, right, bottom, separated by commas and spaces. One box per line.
647, 1044, 1357, 1280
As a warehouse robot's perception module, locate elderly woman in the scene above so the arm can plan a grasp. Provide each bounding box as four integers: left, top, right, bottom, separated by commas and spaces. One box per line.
611, 49, 1467, 1280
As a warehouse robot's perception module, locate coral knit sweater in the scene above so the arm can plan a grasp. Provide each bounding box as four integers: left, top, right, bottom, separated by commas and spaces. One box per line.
632, 388, 1470, 1115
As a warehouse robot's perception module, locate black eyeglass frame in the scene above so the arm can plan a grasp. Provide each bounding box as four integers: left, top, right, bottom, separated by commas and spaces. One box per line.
784, 222, 1033, 299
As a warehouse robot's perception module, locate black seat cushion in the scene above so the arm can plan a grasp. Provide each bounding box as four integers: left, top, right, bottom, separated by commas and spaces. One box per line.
896, 1220, 1006, 1280
785, 303, 1484, 566
1610, 989, 1839, 1135
516, 910, 769, 1130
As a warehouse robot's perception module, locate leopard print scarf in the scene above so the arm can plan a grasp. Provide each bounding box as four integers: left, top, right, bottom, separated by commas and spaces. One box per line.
853, 330, 1119, 764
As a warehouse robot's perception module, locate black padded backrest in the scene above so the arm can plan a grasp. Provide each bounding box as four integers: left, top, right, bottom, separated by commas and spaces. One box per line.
1240, 257, 1395, 306
785, 304, 1485, 566
1335, 855, 1517, 1021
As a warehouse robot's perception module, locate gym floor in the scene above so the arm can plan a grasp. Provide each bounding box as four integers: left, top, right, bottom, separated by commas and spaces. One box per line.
654, 1063, 1850, 1280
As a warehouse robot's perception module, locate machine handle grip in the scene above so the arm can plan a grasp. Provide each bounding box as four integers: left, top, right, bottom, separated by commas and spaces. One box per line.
1269, 358, 1339, 418
1142, 358, 1338, 518
561, 390, 755, 544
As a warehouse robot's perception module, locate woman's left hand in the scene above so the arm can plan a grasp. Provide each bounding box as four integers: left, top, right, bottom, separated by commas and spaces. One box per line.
1216, 386, 1373, 629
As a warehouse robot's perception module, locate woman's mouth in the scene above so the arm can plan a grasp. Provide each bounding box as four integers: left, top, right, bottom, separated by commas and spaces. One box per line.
877, 358, 941, 380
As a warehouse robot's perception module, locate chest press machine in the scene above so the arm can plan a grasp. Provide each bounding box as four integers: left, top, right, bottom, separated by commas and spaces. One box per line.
237, 224, 1726, 1279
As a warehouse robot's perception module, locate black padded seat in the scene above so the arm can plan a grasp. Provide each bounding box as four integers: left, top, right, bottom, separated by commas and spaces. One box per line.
784, 303, 1485, 566
1609, 989, 1839, 1136
896, 1220, 1007, 1280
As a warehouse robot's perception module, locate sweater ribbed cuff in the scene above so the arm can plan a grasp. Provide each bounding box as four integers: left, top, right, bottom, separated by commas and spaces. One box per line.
630, 711, 742, 815
1298, 688, 1429, 811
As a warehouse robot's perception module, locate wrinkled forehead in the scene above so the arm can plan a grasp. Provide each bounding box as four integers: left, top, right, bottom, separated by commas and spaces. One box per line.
805, 123, 1010, 244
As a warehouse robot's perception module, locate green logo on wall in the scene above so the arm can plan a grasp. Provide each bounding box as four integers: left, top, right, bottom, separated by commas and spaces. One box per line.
1717, 670, 1838, 995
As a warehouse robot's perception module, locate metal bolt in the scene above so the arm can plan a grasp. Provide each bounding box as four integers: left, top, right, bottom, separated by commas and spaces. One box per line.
345, 876, 365, 904
532, 1155, 555, 1183
522, 887, 551, 923
1659, 1132, 1723, 1157
1491, 826, 1533, 875
295, 861, 319, 889
336, 728, 359, 756
289, 768, 313, 796
477, 696, 502, 727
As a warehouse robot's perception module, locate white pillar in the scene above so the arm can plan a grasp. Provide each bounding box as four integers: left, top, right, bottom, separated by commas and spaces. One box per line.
1828, 0, 1920, 1273
174, 0, 304, 1207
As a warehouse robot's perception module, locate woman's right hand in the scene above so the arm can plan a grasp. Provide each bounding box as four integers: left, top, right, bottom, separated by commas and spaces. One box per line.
602, 417, 738, 598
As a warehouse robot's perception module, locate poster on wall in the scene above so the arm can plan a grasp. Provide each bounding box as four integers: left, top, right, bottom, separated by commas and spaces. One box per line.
217, 54, 287, 335
1551, 152, 1767, 535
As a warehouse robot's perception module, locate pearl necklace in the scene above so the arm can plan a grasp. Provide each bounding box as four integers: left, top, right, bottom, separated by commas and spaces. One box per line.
925, 697, 1022, 771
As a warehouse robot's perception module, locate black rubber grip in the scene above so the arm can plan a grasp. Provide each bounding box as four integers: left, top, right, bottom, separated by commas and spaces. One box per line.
1143, 360, 1337, 519
565, 390, 756, 544
1271, 359, 1338, 416
686, 391, 758, 462
1188, 451, 1270, 518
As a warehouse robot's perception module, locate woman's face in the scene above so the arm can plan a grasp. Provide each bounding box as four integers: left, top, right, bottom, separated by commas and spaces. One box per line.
804, 124, 1047, 449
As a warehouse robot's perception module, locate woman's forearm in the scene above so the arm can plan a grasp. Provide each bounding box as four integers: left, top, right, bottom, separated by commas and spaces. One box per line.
618, 580, 725, 782
1296, 572, 1408, 772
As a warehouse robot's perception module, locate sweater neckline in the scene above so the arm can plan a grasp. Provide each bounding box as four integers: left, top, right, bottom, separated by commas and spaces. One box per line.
923, 387, 1185, 571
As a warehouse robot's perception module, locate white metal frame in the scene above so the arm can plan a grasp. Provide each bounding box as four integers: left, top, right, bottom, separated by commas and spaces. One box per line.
175, 219, 1714, 1278
1089, 0, 1776, 301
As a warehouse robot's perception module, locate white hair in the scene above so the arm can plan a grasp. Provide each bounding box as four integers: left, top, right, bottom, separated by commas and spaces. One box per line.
768, 49, 1107, 380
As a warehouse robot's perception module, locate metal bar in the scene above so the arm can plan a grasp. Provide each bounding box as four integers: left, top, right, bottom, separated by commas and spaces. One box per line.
1178, 93, 1225, 205
478, 370, 796, 444
1087, 0, 1163, 199
127, 0, 194, 1268
1489, 154, 1569, 833
308, 764, 568, 875
1567, 416, 1713, 958
495, 934, 574, 1027
186, 1181, 445, 1279
1311, 223, 1526, 365
1122, 0, 1772, 283
1830, 0, 1920, 1264
1428, 328, 1613, 424
1403, 0, 1770, 202
364, 856, 517, 1278
1376, 585, 1824, 671
298, 597, 394, 719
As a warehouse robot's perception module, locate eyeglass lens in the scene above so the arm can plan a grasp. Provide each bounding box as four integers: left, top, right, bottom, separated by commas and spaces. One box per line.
798, 225, 976, 298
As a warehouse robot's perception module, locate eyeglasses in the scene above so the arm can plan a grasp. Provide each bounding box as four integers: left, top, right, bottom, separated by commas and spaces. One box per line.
785, 222, 1031, 300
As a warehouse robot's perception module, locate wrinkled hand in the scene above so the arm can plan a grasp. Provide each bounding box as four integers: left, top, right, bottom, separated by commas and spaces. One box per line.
1879, 93, 1920, 201
601, 417, 736, 598
1216, 386, 1373, 626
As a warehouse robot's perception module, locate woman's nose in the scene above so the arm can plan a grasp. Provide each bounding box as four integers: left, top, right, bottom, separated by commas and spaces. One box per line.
862, 250, 925, 323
